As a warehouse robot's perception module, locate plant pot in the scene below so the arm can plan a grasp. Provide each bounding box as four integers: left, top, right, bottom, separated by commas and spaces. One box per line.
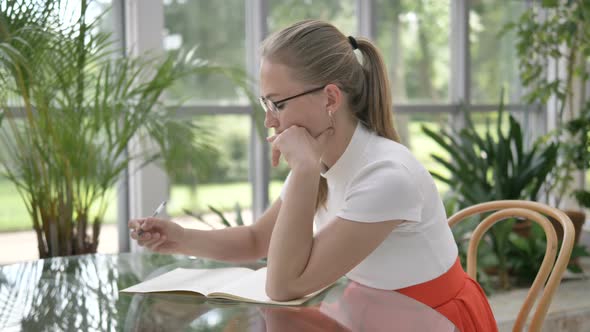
549, 210, 585, 244
549, 210, 586, 266
484, 266, 499, 276
512, 219, 533, 238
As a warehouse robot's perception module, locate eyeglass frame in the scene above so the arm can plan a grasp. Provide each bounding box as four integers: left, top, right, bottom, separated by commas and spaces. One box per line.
259, 85, 326, 117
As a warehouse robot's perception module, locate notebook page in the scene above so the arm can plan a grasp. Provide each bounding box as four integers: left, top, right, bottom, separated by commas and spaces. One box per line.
208, 267, 326, 305
120, 267, 253, 294
207, 267, 268, 300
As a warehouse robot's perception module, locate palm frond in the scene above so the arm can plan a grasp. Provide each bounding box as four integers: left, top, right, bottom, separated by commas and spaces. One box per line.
0, 0, 258, 257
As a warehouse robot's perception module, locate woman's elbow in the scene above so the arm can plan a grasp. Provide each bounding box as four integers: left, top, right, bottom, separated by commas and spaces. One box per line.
265, 281, 298, 302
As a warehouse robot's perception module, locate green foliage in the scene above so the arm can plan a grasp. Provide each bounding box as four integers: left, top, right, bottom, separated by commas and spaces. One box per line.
567, 102, 590, 208
568, 244, 590, 273
505, 0, 590, 209
423, 91, 559, 289
509, 223, 590, 280
0, 0, 255, 257
169, 115, 249, 185
422, 93, 558, 207
498, 0, 590, 285
183, 202, 246, 229
507, 223, 547, 285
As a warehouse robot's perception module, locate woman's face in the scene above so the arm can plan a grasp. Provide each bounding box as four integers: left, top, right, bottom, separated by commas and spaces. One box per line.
259, 59, 331, 137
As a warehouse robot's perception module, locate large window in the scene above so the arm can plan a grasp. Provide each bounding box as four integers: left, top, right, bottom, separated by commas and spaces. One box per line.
155, 0, 533, 219
267, 0, 356, 34
1, 1, 543, 258
470, 0, 526, 104
168, 115, 253, 223
405, 113, 451, 192
375, 0, 450, 103
0, 120, 30, 232
163, 0, 247, 104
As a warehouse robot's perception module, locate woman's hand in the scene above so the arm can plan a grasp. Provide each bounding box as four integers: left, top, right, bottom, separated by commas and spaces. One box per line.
266, 126, 334, 170
128, 218, 186, 254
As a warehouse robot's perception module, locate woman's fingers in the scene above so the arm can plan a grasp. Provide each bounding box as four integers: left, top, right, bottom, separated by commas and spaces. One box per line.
142, 233, 161, 248
129, 222, 146, 241
272, 147, 281, 167
128, 219, 144, 233
136, 235, 149, 247
267, 135, 281, 167
141, 217, 162, 231
128, 219, 139, 229
149, 235, 168, 251
129, 218, 170, 250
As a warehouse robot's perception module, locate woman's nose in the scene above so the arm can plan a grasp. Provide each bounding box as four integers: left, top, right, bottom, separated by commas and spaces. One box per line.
264, 110, 278, 129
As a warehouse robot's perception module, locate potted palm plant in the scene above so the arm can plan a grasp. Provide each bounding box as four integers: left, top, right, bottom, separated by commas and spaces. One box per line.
0, 1, 256, 258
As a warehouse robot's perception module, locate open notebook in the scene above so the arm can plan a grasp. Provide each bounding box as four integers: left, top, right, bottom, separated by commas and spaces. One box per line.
120, 266, 328, 306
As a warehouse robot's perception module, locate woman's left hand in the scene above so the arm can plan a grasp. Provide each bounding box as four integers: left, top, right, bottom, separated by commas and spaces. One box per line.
266, 126, 334, 171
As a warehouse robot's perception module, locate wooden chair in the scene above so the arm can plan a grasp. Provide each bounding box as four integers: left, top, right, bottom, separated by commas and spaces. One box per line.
448, 200, 575, 332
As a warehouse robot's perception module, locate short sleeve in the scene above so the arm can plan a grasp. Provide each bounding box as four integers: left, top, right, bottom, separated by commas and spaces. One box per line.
338, 160, 423, 223
279, 171, 292, 201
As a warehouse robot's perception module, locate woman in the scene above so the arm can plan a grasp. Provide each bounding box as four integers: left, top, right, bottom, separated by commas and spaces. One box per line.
129, 19, 497, 332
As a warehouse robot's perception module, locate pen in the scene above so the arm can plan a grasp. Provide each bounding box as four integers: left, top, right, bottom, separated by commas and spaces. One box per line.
137, 200, 167, 237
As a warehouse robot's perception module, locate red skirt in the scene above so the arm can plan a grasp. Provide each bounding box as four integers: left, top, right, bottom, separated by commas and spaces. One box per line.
397, 257, 498, 332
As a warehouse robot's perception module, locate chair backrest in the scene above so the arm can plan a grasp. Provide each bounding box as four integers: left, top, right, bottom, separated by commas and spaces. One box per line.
448, 200, 575, 332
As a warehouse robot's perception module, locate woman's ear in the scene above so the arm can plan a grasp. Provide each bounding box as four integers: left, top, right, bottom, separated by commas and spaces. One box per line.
324, 84, 342, 114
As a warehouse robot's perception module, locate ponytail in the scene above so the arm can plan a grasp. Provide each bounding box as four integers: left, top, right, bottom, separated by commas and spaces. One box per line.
355, 38, 400, 143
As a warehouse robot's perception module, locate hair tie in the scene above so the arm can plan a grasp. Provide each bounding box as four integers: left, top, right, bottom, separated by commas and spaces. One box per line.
348, 36, 358, 50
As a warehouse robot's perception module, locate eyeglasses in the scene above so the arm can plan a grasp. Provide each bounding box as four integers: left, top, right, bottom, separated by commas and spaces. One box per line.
259, 86, 325, 117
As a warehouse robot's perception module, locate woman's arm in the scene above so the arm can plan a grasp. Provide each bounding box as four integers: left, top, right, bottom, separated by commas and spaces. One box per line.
179, 198, 282, 262
265, 166, 401, 301
266, 166, 319, 292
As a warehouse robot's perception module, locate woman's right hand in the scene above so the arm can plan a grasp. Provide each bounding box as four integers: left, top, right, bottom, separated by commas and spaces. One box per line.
128, 218, 186, 254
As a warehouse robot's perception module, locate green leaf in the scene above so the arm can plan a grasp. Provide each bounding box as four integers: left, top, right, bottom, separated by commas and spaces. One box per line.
567, 264, 583, 274
182, 209, 216, 229
208, 205, 232, 228
573, 190, 590, 209
541, 0, 559, 8
234, 202, 244, 226
570, 244, 590, 259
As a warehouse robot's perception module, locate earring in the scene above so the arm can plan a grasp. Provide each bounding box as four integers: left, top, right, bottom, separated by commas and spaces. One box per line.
327, 109, 335, 127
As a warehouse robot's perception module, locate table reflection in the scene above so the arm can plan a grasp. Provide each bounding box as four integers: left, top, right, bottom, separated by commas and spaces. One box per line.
254, 281, 456, 332
0, 253, 456, 331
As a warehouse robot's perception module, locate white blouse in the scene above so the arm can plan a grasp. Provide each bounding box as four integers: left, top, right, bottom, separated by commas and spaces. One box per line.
280, 122, 458, 290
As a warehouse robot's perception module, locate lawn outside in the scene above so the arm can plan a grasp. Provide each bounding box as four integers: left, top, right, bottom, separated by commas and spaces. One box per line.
0, 180, 285, 232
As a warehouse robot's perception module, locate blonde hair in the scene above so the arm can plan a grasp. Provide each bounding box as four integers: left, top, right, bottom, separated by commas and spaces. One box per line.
261, 19, 400, 209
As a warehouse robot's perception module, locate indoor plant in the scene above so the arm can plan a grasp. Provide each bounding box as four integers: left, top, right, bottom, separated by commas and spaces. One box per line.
504, 0, 590, 250
0, 1, 256, 258
422, 91, 559, 289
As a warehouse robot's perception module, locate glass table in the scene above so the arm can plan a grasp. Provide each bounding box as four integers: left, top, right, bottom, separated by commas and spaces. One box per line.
0, 253, 457, 331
